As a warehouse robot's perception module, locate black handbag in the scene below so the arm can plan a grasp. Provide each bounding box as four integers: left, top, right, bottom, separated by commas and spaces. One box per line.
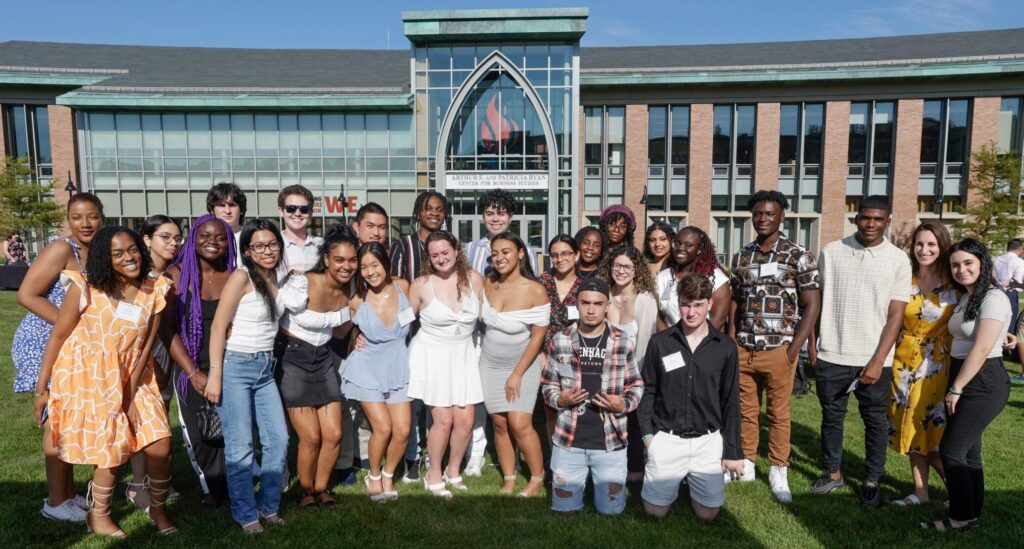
196, 400, 223, 442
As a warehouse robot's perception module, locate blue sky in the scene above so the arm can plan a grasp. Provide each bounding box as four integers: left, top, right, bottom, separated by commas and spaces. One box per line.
3, 0, 1022, 49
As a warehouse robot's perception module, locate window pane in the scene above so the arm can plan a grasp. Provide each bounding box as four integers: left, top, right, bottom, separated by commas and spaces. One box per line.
848, 102, 869, 164
9, 106, 30, 158
323, 114, 345, 156
230, 114, 254, 156
872, 102, 894, 164
365, 114, 388, 156
712, 105, 732, 164
779, 104, 799, 165
211, 114, 230, 158
803, 103, 824, 165
186, 114, 210, 157
347, 114, 365, 158
90, 113, 116, 157
389, 113, 414, 156
298, 114, 321, 156
584, 107, 602, 165
671, 105, 690, 165
736, 105, 756, 164
648, 106, 666, 165
946, 99, 970, 164
607, 107, 625, 165
999, 97, 1022, 154
255, 114, 277, 157
34, 107, 52, 164
163, 114, 186, 157
920, 100, 942, 163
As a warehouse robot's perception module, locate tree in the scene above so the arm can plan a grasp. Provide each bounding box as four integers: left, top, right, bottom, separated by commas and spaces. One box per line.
0, 157, 66, 249
956, 143, 1023, 251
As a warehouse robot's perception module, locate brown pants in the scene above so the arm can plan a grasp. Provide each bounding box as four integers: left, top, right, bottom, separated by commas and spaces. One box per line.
738, 345, 796, 466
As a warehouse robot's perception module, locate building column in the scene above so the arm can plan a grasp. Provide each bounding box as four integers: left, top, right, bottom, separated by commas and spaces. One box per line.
0, 104, 7, 158
755, 102, 780, 190
48, 105, 78, 212
688, 103, 713, 231
624, 104, 648, 246
967, 97, 1001, 210
820, 100, 850, 246
892, 99, 923, 238
577, 104, 586, 228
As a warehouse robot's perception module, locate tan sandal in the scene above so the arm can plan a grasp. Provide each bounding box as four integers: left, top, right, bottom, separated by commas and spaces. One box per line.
499, 474, 517, 495
518, 475, 546, 498
146, 476, 178, 535
85, 481, 126, 539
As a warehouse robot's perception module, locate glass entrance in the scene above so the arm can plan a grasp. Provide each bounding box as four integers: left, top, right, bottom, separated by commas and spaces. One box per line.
453, 214, 545, 252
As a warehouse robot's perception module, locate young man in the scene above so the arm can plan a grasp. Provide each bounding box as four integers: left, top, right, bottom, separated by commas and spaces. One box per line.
351, 202, 390, 245
207, 182, 246, 249
729, 190, 821, 502
993, 239, 1024, 376
812, 195, 910, 507
639, 273, 743, 521
277, 185, 323, 278
389, 190, 449, 483
541, 278, 643, 515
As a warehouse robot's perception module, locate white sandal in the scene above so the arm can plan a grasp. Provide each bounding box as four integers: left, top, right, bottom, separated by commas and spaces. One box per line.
443, 472, 468, 492
364, 473, 390, 503
423, 476, 453, 500
381, 470, 399, 501
892, 494, 923, 506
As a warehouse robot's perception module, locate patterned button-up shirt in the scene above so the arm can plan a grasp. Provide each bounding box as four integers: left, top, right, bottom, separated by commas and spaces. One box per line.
730, 235, 821, 350
541, 323, 644, 451
538, 271, 583, 343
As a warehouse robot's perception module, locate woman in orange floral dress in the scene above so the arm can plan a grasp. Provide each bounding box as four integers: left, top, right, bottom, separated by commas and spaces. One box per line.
34, 226, 177, 538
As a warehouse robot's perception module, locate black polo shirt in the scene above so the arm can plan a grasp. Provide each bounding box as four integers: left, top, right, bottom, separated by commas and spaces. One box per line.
638, 322, 741, 460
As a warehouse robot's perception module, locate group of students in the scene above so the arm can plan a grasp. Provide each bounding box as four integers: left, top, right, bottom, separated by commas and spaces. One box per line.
10, 182, 1012, 537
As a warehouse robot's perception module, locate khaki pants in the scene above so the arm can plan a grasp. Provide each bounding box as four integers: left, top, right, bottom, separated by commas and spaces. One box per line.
738, 345, 796, 466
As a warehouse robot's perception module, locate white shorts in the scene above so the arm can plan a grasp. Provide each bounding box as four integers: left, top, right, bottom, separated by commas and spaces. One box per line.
641, 430, 725, 508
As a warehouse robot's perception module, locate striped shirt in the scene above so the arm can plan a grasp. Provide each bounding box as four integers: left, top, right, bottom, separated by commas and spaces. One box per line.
389, 233, 426, 283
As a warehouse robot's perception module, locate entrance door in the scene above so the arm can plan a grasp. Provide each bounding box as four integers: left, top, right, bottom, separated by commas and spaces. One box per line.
452, 214, 546, 252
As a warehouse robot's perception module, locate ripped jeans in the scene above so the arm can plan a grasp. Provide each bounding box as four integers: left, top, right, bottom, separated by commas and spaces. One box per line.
550, 445, 627, 515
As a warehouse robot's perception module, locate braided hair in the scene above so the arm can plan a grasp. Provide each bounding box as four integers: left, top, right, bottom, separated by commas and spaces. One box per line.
675, 226, 720, 278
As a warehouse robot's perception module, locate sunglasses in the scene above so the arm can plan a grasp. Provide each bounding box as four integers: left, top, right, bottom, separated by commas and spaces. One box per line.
284, 205, 312, 215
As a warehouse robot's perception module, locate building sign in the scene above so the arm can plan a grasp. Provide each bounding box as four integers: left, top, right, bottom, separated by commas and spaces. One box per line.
314, 192, 365, 216
445, 172, 549, 190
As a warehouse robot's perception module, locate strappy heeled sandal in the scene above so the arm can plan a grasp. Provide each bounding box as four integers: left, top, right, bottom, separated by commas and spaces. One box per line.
365, 473, 390, 503
518, 475, 546, 498
381, 470, 399, 501
443, 472, 468, 492
499, 474, 518, 495
146, 476, 178, 535
85, 481, 126, 538
423, 476, 453, 500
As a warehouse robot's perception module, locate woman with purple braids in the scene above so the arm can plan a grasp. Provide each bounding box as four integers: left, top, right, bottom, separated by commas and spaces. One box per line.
166, 214, 236, 507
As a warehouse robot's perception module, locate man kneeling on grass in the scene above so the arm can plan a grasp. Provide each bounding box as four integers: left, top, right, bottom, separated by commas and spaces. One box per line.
541, 278, 643, 515
639, 273, 743, 520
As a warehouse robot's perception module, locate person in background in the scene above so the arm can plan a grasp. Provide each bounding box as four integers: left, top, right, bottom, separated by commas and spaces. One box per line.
639, 273, 743, 521
992, 239, 1024, 380
541, 277, 643, 515
644, 221, 675, 278
5, 231, 27, 265
811, 195, 910, 507
729, 191, 821, 503
888, 221, 956, 506
574, 226, 605, 279
599, 204, 636, 250
538, 234, 584, 439
922, 238, 1012, 532
14, 192, 103, 522
277, 185, 323, 277
390, 190, 449, 484
34, 226, 177, 537
207, 182, 246, 249
351, 202, 390, 246
656, 226, 730, 330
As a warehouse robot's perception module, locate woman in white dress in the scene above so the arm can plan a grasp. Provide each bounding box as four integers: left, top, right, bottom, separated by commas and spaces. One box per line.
407, 231, 484, 499
655, 226, 731, 330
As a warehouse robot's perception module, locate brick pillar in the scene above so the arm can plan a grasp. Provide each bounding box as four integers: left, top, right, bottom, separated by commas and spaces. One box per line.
755, 102, 780, 190
688, 103, 713, 232
892, 99, 923, 240
624, 104, 648, 246
821, 101, 850, 246
967, 97, 1001, 210
48, 105, 78, 212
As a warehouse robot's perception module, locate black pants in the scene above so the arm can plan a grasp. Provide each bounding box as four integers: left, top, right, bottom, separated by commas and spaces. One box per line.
814, 360, 892, 482
941, 357, 1010, 521
177, 367, 228, 499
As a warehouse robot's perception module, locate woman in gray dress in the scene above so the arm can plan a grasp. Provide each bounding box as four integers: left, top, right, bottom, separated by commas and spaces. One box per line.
480, 231, 550, 497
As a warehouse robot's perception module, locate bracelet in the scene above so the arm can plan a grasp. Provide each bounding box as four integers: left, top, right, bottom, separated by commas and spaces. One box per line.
948, 386, 962, 396
34, 390, 48, 397
642, 434, 655, 443
187, 370, 199, 380
209, 365, 222, 369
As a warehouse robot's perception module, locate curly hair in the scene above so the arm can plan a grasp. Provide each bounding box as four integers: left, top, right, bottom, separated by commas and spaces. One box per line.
747, 190, 790, 212
597, 245, 656, 298
949, 238, 996, 322
478, 189, 517, 214
86, 226, 152, 295
600, 212, 636, 248
413, 191, 450, 226
239, 219, 285, 322
422, 230, 470, 301
309, 224, 359, 275
644, 221, 676, 265
674, 226, 720, 277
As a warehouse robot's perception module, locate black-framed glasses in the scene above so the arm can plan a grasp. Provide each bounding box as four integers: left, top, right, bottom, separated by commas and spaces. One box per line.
249, 242, 281, 254
612, 263, 635, 272
155, 233, 184, 245
284, 205, 312, 215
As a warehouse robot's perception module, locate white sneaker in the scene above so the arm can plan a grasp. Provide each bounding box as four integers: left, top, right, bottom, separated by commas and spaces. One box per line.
724, 458, 756, 483
463, 457, 484, 477
41, 499, 87, 522
769, 465, 793, 503
70, 494, 89, 511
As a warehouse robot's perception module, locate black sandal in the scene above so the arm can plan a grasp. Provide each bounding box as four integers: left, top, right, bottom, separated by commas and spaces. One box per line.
920, 518, 977, 532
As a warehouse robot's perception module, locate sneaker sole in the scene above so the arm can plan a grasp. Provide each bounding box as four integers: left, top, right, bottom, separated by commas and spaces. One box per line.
809, 484, 844, 494
40, 508, 86, 523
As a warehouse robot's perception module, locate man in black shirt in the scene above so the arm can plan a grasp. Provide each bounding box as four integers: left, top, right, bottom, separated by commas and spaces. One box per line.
639, 273, 743, 520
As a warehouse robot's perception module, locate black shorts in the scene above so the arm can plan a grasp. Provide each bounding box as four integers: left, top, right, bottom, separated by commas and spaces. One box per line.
278, 335, 343, 408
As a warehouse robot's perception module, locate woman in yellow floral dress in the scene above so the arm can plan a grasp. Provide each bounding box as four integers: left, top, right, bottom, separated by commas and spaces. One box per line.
33, 226, 177, 538
889, 221, 955, 506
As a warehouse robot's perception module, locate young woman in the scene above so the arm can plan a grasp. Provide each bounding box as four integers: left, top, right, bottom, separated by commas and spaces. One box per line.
14, 192, 103, 522
341, 242, 413, 502
538, 234, 583, 438
205, 219, 288, 533
599, 204, 636, 249
655, 226, 730, 330
888, 221, 955, 506
167, 214, 235, 508
574, 226, 605, 278
5, 230, 27, 264
34, 226, 176, 537
407, 230, 484, 499
278, 226, 358, 507
644, 221, 676, 278
922, 239, 1012, 532
480, 231, 550, 497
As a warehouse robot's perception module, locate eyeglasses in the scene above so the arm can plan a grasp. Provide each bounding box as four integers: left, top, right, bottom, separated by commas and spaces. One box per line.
284, 205, 312, 215
154, 233, 184, 245
612, 263, 635, 272
249, 241, 281, 254
550, 251, 576, 260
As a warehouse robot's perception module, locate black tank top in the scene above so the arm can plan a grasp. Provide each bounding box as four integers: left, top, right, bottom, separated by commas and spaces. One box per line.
197, 299, 219, 368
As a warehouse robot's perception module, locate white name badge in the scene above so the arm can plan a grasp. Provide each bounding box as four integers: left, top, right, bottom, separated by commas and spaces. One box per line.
939, 290, 957, 307
566, 306, 580, 320
113, 301, 143, 323
397, 307, 416, 327
759, 262, 779, 278
662, 351, 686, 372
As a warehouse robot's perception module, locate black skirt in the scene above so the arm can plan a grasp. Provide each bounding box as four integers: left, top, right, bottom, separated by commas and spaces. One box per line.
278, 335, 344, 408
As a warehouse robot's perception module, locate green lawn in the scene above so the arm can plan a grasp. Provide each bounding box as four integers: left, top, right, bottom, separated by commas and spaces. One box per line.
0, 290, 1022, 548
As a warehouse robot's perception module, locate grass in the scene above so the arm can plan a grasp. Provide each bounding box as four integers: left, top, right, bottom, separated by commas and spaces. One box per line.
0, 290, 1022, 548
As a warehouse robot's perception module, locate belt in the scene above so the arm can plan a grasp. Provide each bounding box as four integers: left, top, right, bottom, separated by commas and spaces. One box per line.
662, 429, 716, 439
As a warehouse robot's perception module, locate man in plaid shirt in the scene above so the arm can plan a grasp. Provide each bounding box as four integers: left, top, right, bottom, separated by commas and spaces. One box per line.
541, 278, 643, 515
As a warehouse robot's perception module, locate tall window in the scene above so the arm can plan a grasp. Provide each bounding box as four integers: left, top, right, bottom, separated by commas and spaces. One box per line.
646, 105, 689, 216
919, 99, 972, 215
847, 101, 895, 207
999, 97, 1023, 156
583, 106, 625, 214
711, 104, 756, 211
2, 105, 52, 180
778, 103, 824, 213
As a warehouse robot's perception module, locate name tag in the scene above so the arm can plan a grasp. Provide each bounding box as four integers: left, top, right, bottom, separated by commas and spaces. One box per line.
759, 262, 779, 279
566, 306, 580, 320
662, 351, 686, 372
939, 290, 957, 307
397, 307, 416, 327
113, 301, 143, 323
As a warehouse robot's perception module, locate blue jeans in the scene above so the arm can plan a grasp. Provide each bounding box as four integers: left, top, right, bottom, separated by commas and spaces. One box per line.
550, 445, 628, 515
217, 349, 289, 525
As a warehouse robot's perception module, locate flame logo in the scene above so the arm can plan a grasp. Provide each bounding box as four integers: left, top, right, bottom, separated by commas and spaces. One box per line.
480, 96, 520, 153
